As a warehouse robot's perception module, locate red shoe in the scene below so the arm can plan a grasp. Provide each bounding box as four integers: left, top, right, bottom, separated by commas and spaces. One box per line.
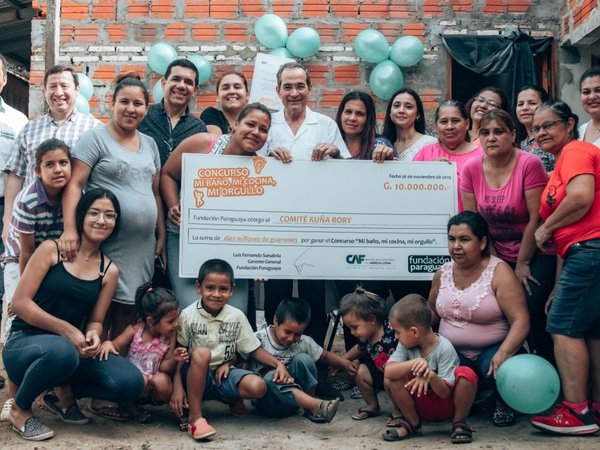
590, 402, 600, 427
530, 403, 599, 435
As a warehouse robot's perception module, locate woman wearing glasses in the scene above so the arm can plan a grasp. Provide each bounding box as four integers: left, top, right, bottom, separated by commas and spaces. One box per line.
530, 100, 600, 435
461, 110, 555, 365
578, 67, 600, 147
60, 74, 164, 340
466, 87, 510, 144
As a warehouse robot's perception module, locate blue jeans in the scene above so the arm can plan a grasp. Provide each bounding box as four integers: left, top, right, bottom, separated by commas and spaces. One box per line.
3, 331, 144, 410
457, 342, 502, 391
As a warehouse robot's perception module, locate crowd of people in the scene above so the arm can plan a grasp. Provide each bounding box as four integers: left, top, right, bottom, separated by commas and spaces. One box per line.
0, 51, 599, 444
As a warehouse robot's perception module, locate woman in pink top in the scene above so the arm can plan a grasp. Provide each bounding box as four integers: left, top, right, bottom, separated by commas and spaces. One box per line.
428, 211, 529, 427
413, 100, 483, 210
461, 110, 555, 364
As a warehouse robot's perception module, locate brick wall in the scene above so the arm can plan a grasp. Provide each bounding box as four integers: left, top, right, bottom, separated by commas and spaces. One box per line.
562, 0, 600, 46
30, 0, 561, 125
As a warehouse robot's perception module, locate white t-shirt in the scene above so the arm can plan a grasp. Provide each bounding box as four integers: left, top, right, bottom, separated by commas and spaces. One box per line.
262, 107, 350, 159
388, 334, 459, 386
578, 120, 600, 147
178, 301, 260, 370
249, 325, 323, 372
0, 97, 28, 196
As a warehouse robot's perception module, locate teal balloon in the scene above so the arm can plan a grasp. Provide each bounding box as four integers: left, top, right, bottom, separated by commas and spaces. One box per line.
187, 54, 213, 84
255, 14, 288, 49
354, 29, 390, 64
147, 42, 178, 75
152, 80, 164, 103
496, 355, 560, 414
77, 73, 94, 101
286, 27, 321, 58
390, 36, 425, 67
270, 47, 293, 59
369, 60, 404, 100
75, 94, 90, 114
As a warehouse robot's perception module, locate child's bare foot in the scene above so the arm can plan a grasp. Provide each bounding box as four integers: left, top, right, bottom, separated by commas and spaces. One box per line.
229, 399, 248, 417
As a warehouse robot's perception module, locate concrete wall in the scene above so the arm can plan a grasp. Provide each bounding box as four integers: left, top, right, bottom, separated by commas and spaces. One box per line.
29, 0, 562, 126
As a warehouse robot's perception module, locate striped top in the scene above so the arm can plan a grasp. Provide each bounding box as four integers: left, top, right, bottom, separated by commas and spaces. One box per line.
4, 177, 64, 261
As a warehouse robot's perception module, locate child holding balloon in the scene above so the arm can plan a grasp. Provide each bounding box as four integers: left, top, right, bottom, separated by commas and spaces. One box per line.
383, 294, 478, 444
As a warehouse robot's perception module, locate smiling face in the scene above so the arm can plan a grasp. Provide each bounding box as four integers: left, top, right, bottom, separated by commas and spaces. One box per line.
35, 149, 72, 194
272, 318, 307, 347
276, 67, 311, 116
390, 92, 419, 131
217, 73, 249, 114
161, 65, 198, 109
83, 198, 118, 243
447, 223, 487, 267
516, 89, 543, 129
341, 311, 379, 342
470, 90, 502, 124
112, 85, 148, 131
436, 106, 469, 149
340, 99, 368, 138
150, 308, 180, 338
479, 119, 515, 158
231, 109, 270, 154
44, 71, 79, 118
532, 108, 573, 155
581, 75, 600, 119
196, 272, 234, 316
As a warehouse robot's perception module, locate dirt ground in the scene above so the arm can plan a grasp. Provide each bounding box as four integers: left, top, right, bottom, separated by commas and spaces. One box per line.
0, 317, 597, 449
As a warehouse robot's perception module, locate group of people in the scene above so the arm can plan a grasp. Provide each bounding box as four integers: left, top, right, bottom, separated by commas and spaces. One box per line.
0, 50, 599, 444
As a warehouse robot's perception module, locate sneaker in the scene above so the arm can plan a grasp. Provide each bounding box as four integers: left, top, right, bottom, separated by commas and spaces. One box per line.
12, 416, 54, 441
530, 403, 600, 435
1, 398, 14, 422
43, 393, 89, 425
589, 402, 600, 427
350, 386, 363, 400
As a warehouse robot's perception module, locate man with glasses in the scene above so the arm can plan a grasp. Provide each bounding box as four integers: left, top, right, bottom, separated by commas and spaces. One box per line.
138, 58, 206, 167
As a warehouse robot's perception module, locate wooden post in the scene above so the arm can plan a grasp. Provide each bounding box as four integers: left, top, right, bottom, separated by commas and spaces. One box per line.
44, 0, 61, 73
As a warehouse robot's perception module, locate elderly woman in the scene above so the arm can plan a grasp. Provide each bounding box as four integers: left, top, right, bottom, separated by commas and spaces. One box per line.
461, 110, 555, 363
428, 211, 529, 427
530, 100, 600, 435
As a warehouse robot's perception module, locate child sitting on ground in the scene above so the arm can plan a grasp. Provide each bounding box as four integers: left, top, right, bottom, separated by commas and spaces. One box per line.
170, 259, 292, 441
339, 288, 403, 424
383, 294, 478, 444
98, 282, 188, 422
251, 297, 356, 422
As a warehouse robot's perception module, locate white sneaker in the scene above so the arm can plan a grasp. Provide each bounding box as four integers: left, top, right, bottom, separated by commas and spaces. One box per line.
1, 398, 14, 422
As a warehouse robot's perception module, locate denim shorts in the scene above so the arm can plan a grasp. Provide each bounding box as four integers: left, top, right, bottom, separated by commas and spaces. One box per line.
180, 363, 256, 401
546, 241, 600, 338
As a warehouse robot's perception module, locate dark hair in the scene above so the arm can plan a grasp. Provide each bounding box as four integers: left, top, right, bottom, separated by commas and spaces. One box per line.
339, 287, 387, 324
35, 138, 71, 168
580, 67, 600, 89
165, 58, 199, 86
479, 109, 516, 133
44, 65, 79, 88
75, 188, 121, 238
382, 88, 427, 143
274, 297, 311, 325
216, 71, 249, 93
447, 211, 490, 256
515, 85, 549, 141
336, 91, 377, 159
113, 72, 149, 105
237, 102, 272, 124
196, 258, 234, 286
134, 281, 180, 325
276, 62, 312, 89
0, 52, 7, 78
466, 86, 510, 119
534, 100, 580, 140
435, 100, 471, 142
389, 294, 432, 329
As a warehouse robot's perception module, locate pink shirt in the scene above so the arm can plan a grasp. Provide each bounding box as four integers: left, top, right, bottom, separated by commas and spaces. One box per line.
436, 256, 509, 360
413, 142, 484, 211
127, 323, 170, 378
461, 151, 549, 262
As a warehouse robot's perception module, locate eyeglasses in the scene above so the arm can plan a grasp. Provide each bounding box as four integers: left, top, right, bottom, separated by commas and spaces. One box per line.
531, 120, 563, 135
87, 210, 118, 223
474, 96, 499, 108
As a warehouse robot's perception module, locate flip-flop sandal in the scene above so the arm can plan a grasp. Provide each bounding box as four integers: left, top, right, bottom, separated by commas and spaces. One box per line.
351, 407, 381, 420
304, 398, 340, 423
132, 407, 153, 424
86, 404, 129, 422
451, 421, 474, 444
385, 414, 406, 427
382, 418, 422, 442
188, 417, 216, 440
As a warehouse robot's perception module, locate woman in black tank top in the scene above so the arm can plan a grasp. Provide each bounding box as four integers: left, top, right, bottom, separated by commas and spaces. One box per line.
3, 189, 144, 441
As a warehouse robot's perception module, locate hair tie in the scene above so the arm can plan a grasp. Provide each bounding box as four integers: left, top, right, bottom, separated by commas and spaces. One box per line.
147, 287, 153, 293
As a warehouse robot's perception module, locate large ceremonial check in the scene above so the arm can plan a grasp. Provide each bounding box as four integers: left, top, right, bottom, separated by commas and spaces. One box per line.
180, 154, 457, 279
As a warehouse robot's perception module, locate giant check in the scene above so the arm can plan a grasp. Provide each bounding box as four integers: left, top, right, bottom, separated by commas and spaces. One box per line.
180, 154, 457, 279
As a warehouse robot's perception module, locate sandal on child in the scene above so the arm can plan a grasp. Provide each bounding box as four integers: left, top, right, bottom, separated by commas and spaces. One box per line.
492, 400, 516, 427
451, 421, 474, 444
385, 414, 406, 427
188, 417, 216, 440
351, 407, 381, 421
304, 398, 340, 424
1, 398, 14, 422
382, 418, 422, 442
132, 407, 153, 424
350, 386, 363, 399
86, 404, 129, 422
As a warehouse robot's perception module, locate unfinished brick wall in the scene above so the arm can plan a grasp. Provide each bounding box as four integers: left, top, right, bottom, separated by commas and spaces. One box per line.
29, 0, 561, 126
